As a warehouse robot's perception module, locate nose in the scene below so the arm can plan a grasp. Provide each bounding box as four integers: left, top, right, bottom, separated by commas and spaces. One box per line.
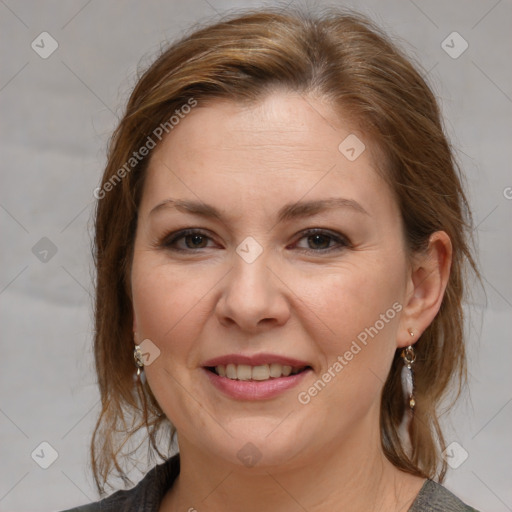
215, 250, 291, 333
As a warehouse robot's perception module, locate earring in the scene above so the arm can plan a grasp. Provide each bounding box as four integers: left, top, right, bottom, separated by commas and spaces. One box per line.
134, 343, 146, 384
401, 329, 416, 410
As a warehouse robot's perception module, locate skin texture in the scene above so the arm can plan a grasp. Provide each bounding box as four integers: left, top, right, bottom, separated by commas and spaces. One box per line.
130, 90, 452, 511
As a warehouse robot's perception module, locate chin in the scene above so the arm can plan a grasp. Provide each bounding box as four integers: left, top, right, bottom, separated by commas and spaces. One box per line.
202, 420, 314, 472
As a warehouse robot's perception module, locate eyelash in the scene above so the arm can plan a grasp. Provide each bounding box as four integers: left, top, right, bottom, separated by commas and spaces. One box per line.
159, 228, 350, 255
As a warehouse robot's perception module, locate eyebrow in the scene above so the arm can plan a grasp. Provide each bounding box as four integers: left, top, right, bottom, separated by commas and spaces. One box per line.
149, 197, 369, 222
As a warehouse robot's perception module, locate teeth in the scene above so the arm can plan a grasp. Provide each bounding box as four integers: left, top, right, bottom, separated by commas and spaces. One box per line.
252, 365, 270, 380
226, 363, 237, 379
269, 363, 283, 378
237, 364, 252, 381
214, 363, 305, 380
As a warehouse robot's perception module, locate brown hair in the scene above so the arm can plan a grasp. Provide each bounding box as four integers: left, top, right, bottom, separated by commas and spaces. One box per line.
91, 6, 480, 493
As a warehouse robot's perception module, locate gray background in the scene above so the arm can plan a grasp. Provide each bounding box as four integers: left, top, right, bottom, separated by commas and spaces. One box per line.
0, 0, 511, 510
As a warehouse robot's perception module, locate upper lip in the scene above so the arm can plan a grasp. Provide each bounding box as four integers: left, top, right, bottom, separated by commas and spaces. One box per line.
202, 353, 312, 368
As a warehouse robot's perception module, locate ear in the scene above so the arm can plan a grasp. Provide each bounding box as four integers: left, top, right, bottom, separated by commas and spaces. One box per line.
133, 311, 138, 337
397, 231, 452, 348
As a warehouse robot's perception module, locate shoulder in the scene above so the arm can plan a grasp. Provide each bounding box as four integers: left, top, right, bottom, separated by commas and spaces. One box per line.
410, 479, 480, 512
58, 454, 180, 512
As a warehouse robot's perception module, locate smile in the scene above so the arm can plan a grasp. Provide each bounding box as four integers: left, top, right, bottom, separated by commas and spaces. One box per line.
207, 363, 309, 381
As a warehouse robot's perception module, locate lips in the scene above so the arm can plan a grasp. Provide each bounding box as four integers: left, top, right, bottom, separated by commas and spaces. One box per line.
201, 353, 313, 400
202, 353, 312, 368
202, 354, 312, 380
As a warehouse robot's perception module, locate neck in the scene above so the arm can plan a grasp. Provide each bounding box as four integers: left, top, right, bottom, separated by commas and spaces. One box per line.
161, 418, 424, 512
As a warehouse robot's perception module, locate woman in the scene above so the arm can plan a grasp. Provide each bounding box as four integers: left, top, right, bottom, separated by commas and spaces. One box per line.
64, 7, 481, 511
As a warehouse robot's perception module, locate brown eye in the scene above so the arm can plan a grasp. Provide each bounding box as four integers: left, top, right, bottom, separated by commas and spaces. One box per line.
306, 233, 332, 250
162, 229, 215, 252
293, 229, 350, 254
183, 233, 208, 249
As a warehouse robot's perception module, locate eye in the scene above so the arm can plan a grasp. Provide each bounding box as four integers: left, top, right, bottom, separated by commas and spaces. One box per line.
292, 229, 350, 254
158, 228, 350, 254
161, 229, 216, 252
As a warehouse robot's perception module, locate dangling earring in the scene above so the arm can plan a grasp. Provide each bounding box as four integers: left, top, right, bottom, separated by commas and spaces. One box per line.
401, 329, 416, 411
134, 342, 146, 384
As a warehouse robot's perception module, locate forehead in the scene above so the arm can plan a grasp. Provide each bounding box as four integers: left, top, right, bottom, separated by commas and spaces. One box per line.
163, 92, 354, 163
140, 91, 396, 222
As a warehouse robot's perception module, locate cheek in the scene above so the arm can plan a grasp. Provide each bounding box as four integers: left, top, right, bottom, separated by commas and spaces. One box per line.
299, 267, 404, 418
130, 260, 210, 425
131, 255, 230, 373
305, 258, 405, 352
131, 260, 199, 353
305, 267, 405, 421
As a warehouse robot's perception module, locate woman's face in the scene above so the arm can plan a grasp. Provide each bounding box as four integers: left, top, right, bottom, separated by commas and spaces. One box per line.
131, 91, 413, 470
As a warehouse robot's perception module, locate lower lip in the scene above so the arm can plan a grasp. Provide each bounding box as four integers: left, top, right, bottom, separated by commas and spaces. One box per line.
202, 367, 312, 400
